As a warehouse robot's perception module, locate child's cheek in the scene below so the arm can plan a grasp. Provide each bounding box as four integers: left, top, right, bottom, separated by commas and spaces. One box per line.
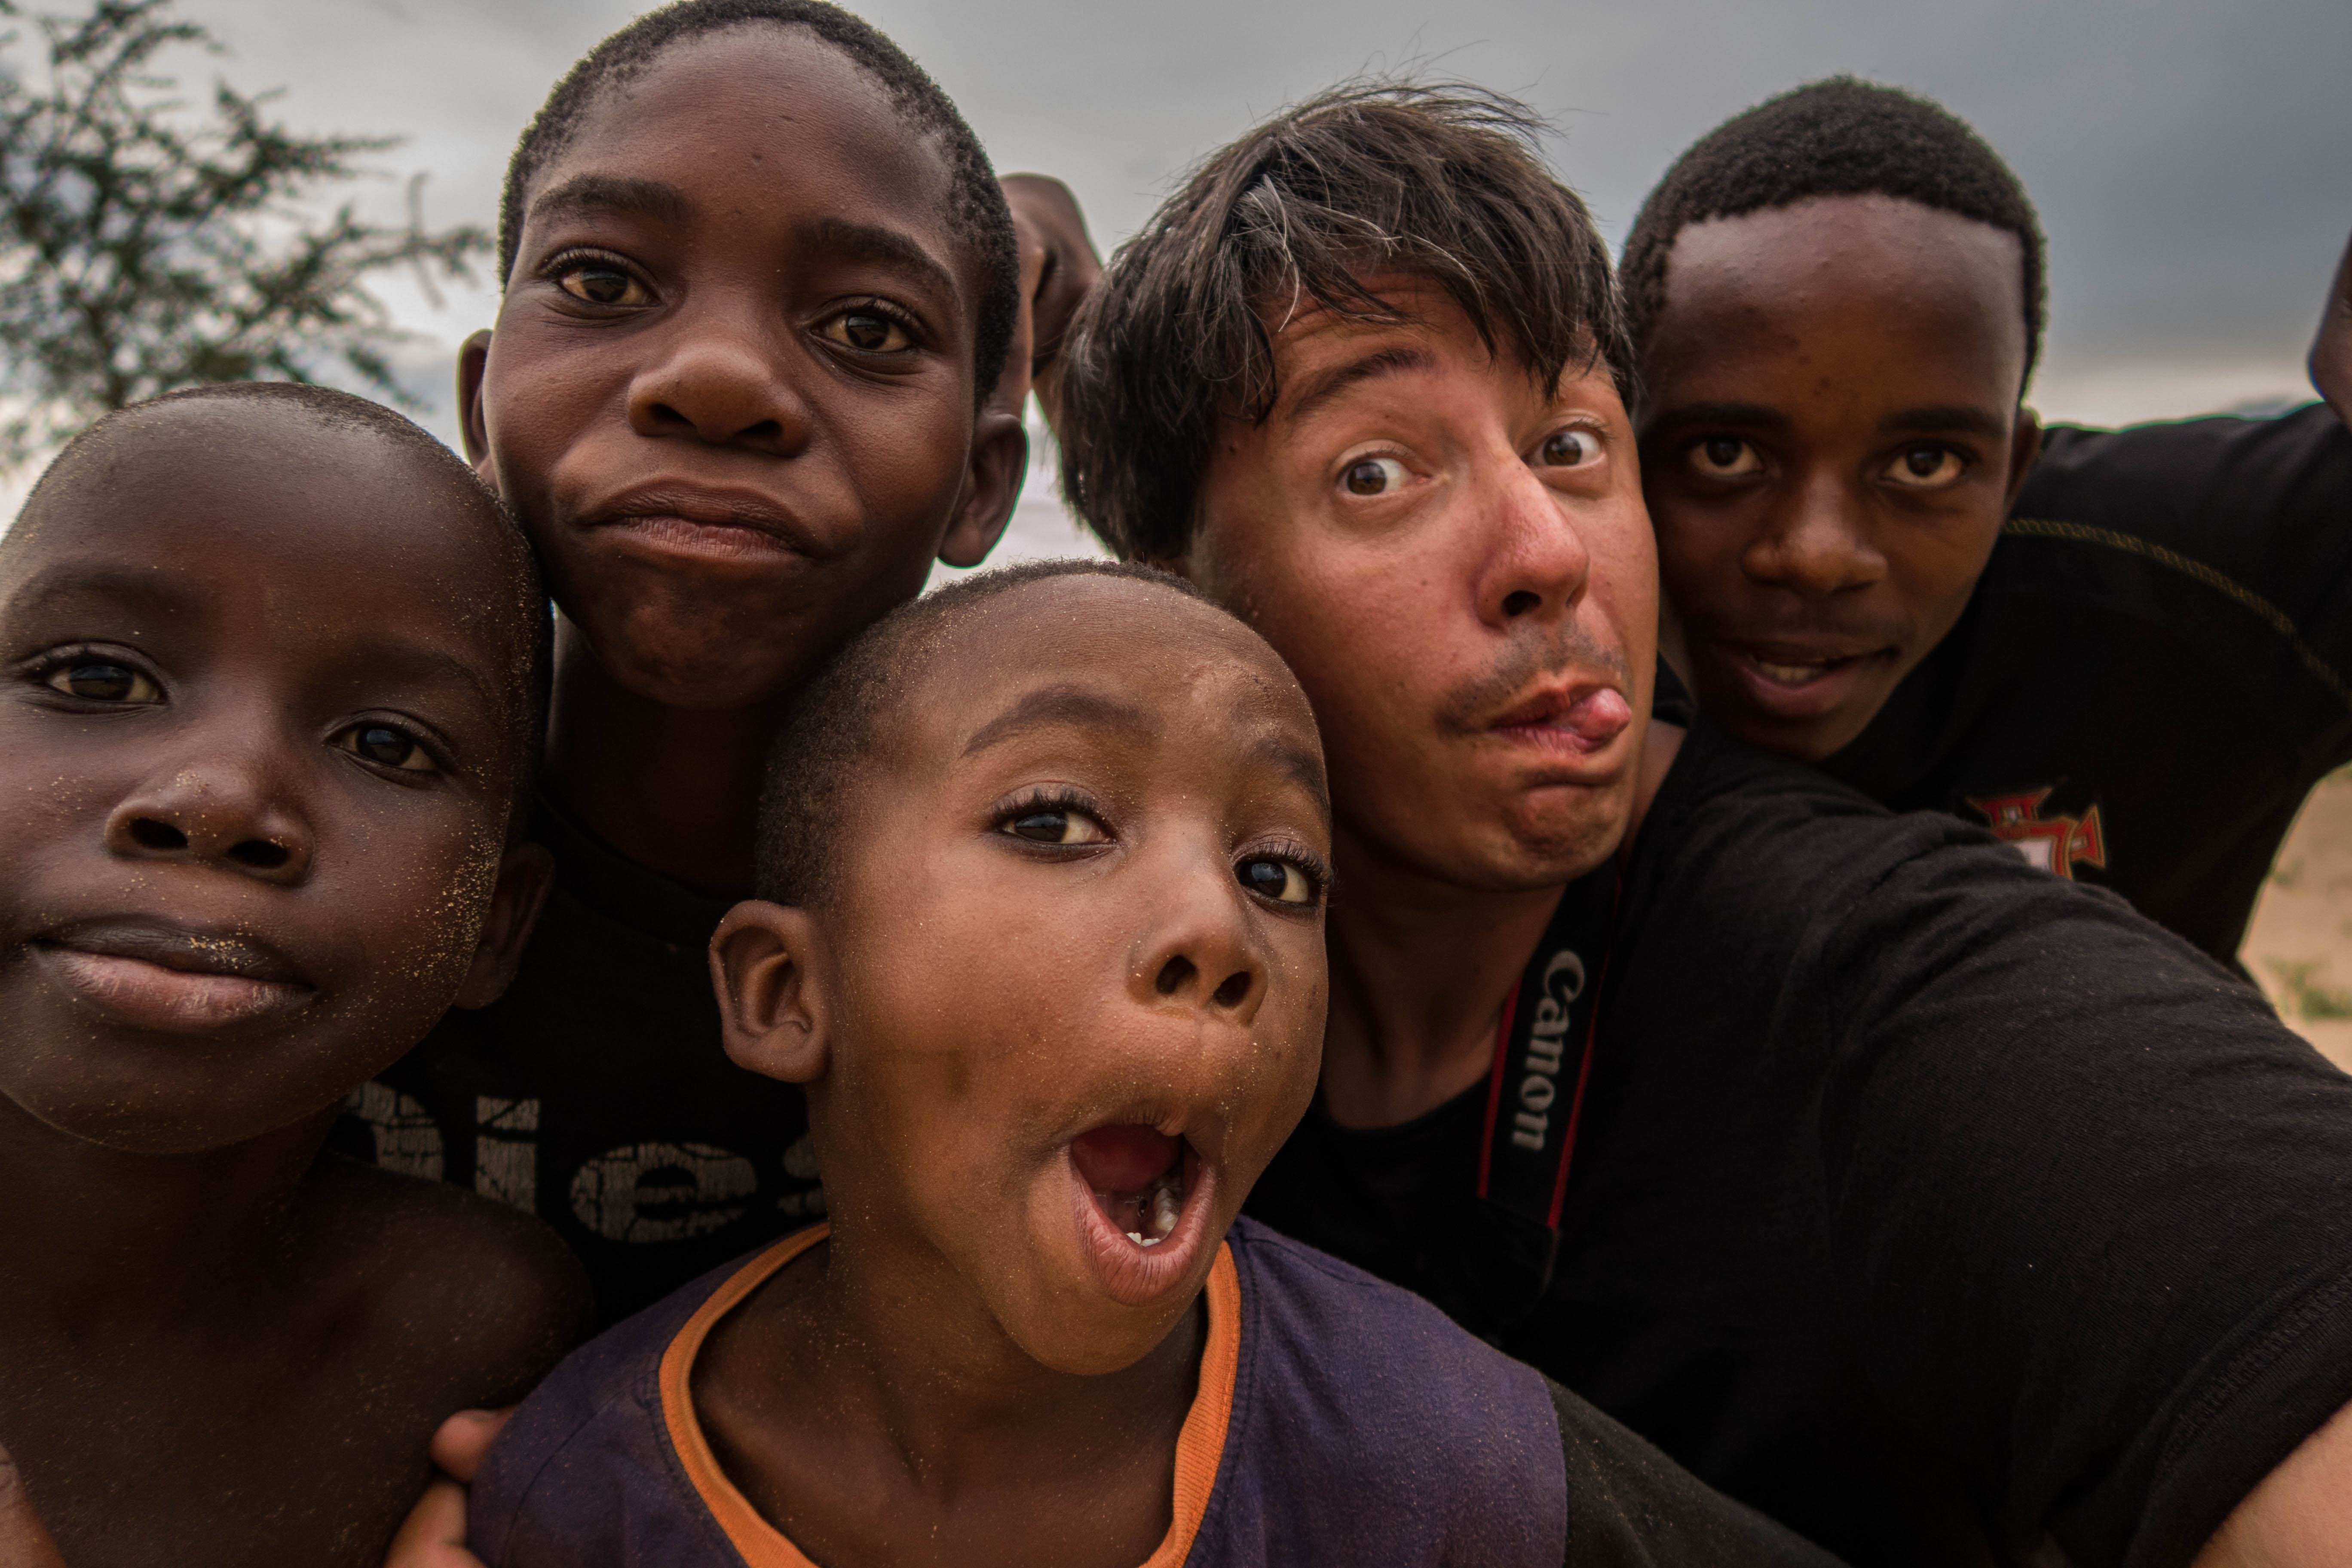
350, 821, 508, 1026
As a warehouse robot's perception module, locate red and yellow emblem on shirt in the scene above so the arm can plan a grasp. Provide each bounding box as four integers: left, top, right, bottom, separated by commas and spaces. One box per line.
1964, 788, 2107, 879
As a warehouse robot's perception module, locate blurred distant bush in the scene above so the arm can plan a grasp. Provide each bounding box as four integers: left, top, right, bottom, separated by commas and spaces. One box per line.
0, 0, 487, 468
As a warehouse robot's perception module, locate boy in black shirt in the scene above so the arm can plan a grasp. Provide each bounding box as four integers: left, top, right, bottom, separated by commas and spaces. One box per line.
1620, 79, 2352, 964
345, 0, 1033, 1323
0, 386, 587, 1566
1052, 83, 2352, 1568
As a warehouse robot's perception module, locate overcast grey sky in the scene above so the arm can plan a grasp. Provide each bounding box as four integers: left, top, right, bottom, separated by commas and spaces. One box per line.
37, 0, 2352, 548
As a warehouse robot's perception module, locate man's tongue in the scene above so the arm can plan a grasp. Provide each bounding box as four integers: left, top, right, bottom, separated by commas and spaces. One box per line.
1071, 1125, 1185, 1246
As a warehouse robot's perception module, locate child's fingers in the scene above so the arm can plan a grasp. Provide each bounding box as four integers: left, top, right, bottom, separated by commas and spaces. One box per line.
426, 1407, 513, 1483
381, 1477, 480, 1568
0, 1442, 67, 1568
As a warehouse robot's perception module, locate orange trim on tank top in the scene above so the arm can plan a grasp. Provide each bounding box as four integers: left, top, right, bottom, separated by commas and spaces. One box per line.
657, 1224, 1241, 1568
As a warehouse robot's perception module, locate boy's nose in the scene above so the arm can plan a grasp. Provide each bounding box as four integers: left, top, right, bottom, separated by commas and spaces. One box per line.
628, 312, 814, 455
1131, 864, 1265, 1024
104, 754, 312, 886
1743, 472, 1889, 598
1475, 460, 1594, 628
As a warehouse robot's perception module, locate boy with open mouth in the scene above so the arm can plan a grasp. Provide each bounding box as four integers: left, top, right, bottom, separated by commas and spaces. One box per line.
467, 563, 1838, 1567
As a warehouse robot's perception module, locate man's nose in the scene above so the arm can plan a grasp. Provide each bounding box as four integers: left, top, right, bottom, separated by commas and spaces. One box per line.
1741, 470, 1889, 598
1473, 460, 1594, 627
627, 296, 815, 454
103, 745, 313, 886
1128, 854, 1267, 1027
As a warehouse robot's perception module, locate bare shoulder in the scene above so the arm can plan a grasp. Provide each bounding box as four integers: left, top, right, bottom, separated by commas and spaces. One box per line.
297, 1152, 593, 1409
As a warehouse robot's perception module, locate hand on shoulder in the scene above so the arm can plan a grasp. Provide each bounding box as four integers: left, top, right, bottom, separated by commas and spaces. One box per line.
383, 1411, 511, 1568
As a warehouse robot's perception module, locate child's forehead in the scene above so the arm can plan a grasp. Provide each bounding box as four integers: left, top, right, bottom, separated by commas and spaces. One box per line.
1663, 195, 2025, 322
6, 405, 529, 658
897, 580, 1313, 760
527, 26, 962, 252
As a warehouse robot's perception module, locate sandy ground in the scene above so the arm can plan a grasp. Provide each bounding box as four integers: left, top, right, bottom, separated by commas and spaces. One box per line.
2242, 767, 2352, 1069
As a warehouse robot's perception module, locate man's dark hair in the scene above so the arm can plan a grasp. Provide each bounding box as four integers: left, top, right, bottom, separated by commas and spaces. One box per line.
497, 0, 1020, 404
11, 383, 553, 814
756, 559, 1207, 906
1620, 77, 2047, 386
1056, 81, 1630, 564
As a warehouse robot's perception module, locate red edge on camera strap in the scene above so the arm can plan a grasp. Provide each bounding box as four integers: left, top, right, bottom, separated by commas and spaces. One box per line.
1474, 981, 1522, 1202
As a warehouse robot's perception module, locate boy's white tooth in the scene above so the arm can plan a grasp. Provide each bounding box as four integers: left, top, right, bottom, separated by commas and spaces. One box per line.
1152, 1183, 1180, 1237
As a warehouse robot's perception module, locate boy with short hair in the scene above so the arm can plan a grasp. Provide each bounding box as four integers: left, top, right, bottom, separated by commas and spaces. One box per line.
0, 384, 588, 1566
1620, 78, 2352, 965
469, 561, 1840, 1568
347, 0, 1035, 1323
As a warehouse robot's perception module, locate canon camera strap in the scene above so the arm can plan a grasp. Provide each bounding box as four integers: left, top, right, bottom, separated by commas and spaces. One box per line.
1458, 862, 1620, 1332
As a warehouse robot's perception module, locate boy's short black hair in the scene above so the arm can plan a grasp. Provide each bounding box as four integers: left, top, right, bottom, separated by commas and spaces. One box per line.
1620, 77, 2047, 386
12, 384, 553, 816
1056, 81, 1630, 564
756, 559, 1205, 906
498, 0, 1020, 406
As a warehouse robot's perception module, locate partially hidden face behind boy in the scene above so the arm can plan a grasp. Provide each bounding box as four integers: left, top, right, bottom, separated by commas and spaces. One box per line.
0, 390, 584, 1568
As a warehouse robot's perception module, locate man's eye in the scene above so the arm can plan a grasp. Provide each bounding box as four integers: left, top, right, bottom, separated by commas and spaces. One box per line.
335, 723, 438, 773
44, 662, 158, 703
1689, 437, 1763, 478
1883, 446, 1967, 488
555, 265, 647, 307
1003, 807, 1106, 845
1342, 457, 1407, 496
1538, 429, 1596, 468
822, 310, 913, 353
1237, 858, 1314, 905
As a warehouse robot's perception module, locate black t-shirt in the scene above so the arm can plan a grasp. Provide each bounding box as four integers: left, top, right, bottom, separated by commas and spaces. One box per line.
1247, 719, 2352, 1568
331, 796, 819, 1325
1818, 404, 2352, 965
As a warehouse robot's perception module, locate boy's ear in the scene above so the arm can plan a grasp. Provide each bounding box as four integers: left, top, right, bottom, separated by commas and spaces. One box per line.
710, 900, 831, 1084
938, 411, 1028, 570
456, 329, 497, 481
2001, 407, 2045, 511
453, 843, 555, 1009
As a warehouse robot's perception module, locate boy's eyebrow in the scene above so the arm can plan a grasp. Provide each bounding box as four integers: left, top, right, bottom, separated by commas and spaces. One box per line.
1244, 731, 1332, 818
528, 173, 692, 230
1, 561, 193, 621
962, 686, 1161, 757
1878, 404, 2012, 439
1279, 346, 1437, 427
1647, 400, 1788, 432
802, 217, 957, 297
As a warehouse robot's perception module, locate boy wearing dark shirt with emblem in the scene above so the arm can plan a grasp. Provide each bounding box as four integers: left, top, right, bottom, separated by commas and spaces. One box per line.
1621, 79, 2352, 965
343, 0, 1032, 1323
470, 561, 1839, 1568
1050, 83, 2352, 1568
0, 386, 588, 1566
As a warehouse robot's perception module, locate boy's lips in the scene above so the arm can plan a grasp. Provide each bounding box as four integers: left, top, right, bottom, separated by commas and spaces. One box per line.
1066, 1124, 1215, 1309
585, 482, 823, 562
31, 921, 313, 1033
1713, 640, 1897, 720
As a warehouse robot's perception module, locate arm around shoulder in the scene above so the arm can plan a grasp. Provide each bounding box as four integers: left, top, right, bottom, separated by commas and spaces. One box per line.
1544, 1379, 1847, 1567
